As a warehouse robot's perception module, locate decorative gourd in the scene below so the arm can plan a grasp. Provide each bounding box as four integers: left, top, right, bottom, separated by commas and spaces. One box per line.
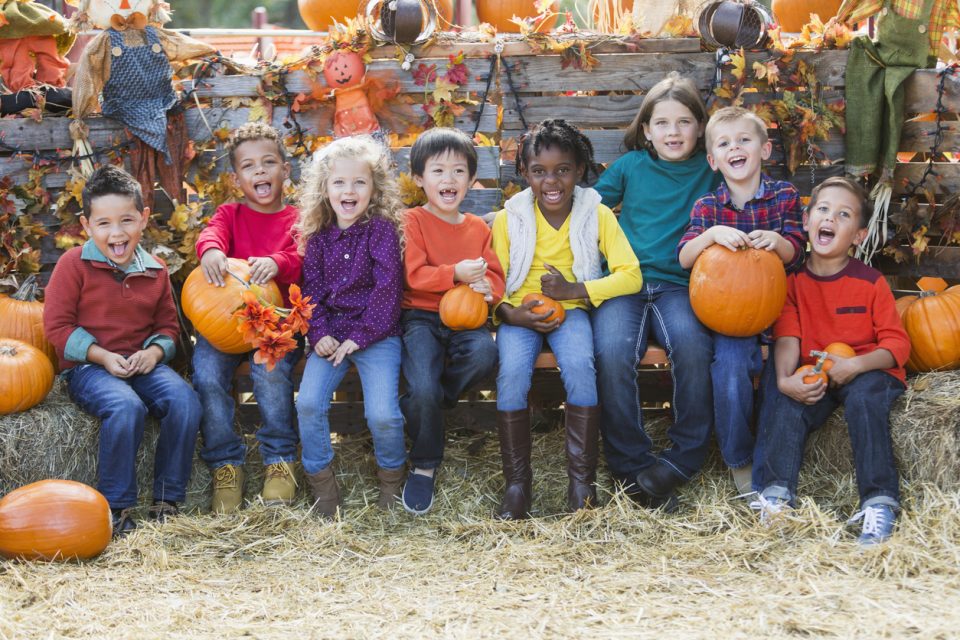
0, 275, 57, 368
476, 0, 558, 32
899, 282, 960, 372
521, 292, 566, 324
0, 480, 111, 561
439, 284, 488, 330
772, 0, 841, 32
688, 245, 787, 338
181, 258, 283, 354
0, 339, 54, 415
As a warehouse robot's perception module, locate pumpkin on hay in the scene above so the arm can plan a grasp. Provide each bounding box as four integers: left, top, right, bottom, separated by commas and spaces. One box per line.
897, 278, 960, 372
522, 292, 566, 324
476, 0, 558, 32
181, 258, 283, 354
772, 0, 841, 32
0, 274, 57, 367
0, 338, 54, 415
688, 245, 787, 338
439, 284, 489, 330
0, 480, 111, 561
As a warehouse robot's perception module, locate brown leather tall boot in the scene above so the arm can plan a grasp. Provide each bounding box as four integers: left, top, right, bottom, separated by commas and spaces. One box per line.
565, 404, 600, 511
495, 409, 532, 520
376, 466, 405, 510
305, 467, 340, 518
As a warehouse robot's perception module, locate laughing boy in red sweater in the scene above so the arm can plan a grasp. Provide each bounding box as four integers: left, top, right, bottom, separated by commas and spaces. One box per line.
192, 122, 303, 513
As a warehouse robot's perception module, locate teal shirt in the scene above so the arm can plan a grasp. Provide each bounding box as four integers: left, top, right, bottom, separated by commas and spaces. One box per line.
594, 149, 720, 286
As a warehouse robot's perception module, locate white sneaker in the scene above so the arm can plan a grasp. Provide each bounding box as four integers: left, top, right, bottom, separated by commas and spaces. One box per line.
749, 493, 792, 526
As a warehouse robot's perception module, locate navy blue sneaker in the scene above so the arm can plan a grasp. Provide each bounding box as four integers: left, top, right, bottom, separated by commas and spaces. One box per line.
402, 471, 435, 515
849, 504, 896, 545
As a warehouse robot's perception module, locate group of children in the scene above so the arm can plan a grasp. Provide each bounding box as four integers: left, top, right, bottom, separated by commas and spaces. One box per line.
41, 72, 909, 546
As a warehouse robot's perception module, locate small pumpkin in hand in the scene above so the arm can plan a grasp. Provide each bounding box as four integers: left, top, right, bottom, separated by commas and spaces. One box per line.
439, 284, 489, 330
0, 338, 54, 415
522, 293, 566, 324
796, 363, 828, 385
817, 342, 856, 375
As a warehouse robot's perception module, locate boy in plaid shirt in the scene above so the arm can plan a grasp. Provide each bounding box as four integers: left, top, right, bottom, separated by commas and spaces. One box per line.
677, 106, 804, 495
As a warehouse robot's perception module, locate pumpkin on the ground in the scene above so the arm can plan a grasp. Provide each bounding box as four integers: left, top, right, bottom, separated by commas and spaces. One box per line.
689, 245, 787, 338
521, 292, 566, 324
0, 275, 57, 368
181, 258, 283, 354
439, 284, 489, 330
0, 338, 54, 415
0, 480, 111, 561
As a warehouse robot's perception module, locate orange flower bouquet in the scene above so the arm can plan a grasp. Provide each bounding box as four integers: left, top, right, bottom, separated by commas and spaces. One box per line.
232, 284, 316, 370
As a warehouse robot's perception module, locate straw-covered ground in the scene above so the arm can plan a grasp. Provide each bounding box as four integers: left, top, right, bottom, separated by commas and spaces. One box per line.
1, 374, 959, 638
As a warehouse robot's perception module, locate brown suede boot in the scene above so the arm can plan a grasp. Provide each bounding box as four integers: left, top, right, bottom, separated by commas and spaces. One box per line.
565, 404, 601, 511
376, 466, 405, 510
495, 409, 532, 520
305, 467, 340, 518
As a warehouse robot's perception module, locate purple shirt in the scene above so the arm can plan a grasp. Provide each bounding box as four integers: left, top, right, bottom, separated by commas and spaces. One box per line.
302, 216, 402, 350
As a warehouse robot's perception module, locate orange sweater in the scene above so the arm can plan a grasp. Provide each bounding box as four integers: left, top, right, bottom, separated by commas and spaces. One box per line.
401, 207, 505, 312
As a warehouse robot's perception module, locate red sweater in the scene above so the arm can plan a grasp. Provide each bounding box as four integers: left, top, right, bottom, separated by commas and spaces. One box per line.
774, 259, 911, 384
401, 207, 505, 312
43, 247, 180, 371
195, 202, 302, 301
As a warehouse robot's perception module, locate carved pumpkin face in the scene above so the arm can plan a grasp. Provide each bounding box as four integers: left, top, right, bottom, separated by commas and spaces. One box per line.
323, 50, 366, 89
83, 0, 156, 30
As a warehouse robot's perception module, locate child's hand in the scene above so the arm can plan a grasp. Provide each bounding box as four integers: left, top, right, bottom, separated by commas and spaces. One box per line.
825, 356, 863, 387
126, 346, 163, 376
248, 256, 279, 284
748, 230, 783, 252
102, 352, 134, 378
500, 301, 559, 333
328, 339, 359, 366
469, 277, 494, 302
778, 370, 826, 405
454, 258, 487, 284
200, 249, 229, 287
314, 335, 340, 357
540, 264, 587, 301
709, 225, 750, 252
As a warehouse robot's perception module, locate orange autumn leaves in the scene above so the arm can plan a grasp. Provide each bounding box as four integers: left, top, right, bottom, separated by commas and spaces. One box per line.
233, 285, 315, 370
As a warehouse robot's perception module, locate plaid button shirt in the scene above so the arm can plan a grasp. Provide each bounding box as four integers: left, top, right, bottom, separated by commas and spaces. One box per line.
678, 175, 806, 273
837, 0, 959, 56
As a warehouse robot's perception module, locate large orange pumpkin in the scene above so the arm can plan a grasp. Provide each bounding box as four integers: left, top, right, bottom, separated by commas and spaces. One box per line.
899, 288, 960, 372
299, 0, 454, 31
439, 284, 489, 330
0, 339, 54, 415
689, 246, 787, 337
521, 292, 566, 324
181, 258, 283, 354
772, 0, 842, 32
0, 480, 111, 561
0, 275, 57, 368
476, 0, 558, 32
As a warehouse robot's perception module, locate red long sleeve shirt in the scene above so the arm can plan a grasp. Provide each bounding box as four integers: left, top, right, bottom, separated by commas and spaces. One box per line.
195, 203, 302, 302
773, 259, 911, 385
401, 207, 505, 312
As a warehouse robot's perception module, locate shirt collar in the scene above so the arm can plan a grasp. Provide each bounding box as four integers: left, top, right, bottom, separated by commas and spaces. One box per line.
717, 174, 775, 207
81, 240, 161, 273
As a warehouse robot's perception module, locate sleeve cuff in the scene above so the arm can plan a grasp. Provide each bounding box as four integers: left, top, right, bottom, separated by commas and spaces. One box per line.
64, 328, 97, 363
143, 334, 176, 363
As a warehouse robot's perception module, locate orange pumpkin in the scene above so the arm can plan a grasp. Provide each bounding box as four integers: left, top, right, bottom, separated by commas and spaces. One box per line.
521, 292, 566, 324
895, 294, 917, 321
816, 341, 856, 375
899, 287, 960, 372
0, 275, 57, 368
0, 480, 111, 561
689, 245, 787, 338
796, 363, 827, 385
772, 0, 842, 32
181, 258, 283, 354
476, 0, 558, 32
439, 284, 489, 330
0, 339, 54, 415
298, 0, 363, 31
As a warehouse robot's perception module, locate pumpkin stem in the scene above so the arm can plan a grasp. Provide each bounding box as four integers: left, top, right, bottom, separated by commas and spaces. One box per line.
10, 274, 39, 302
225, 270, 250, 289
0, 345, 17, 357
919, 290, 938, 298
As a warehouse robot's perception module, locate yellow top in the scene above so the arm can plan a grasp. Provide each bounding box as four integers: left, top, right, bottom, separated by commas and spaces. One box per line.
491, 201, 642, 312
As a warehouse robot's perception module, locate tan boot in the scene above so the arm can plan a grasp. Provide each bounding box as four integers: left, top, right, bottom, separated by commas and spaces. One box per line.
377, 466, 405, 510
495, 409, 532, 520
261, 461, 298, 505
565, 404, 600, 511
211, 464, 245, 514
305, 467, 340, 518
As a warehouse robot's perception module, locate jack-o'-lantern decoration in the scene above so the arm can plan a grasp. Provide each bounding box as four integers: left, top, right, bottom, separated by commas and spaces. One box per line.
323, 49, 381, 138
324, 49, 366, 89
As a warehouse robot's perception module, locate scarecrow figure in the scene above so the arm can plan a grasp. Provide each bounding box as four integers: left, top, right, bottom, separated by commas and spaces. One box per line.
0, 0, 76, 114
69, 0, 216, 208
323, 49, 383, 139
835, 0, 960, 260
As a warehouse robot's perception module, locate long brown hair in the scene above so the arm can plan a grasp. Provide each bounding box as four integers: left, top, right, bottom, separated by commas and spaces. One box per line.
622, 72, 708, 156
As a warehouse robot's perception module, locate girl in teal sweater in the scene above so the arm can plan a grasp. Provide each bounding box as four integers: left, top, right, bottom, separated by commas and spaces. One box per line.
592, 72, 720, 510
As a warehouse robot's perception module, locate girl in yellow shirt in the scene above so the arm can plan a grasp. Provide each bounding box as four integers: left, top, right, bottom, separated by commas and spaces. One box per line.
491, 119, 643, 519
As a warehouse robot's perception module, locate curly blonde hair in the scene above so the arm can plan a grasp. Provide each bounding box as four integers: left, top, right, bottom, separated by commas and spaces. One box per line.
294, 136, 404, 254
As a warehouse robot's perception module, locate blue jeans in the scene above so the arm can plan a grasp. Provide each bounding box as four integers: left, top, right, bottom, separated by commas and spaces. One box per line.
400, 309, 498, 469
296, 337, 406, 474
496, 308, 597, 411
592, 282, 714, 483
192, 334, 301, 469
712, 333, 763, 468
756, 368, 903, 509
65, 363, 201, 509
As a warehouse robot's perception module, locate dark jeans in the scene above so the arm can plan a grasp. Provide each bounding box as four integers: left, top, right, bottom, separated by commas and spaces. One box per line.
65, 363, 202, 509
755, 368, 903, 509
592, 282, 714, 483
400, 309, 498, 469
